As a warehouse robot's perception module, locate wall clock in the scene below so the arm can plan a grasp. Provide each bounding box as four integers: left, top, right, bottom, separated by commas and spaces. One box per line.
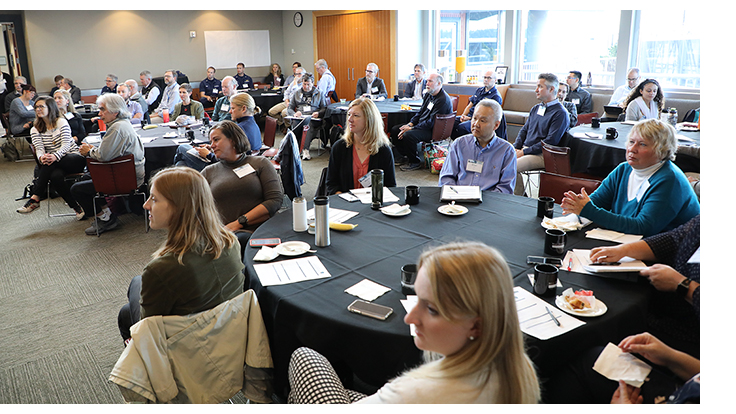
294, 12, 303, 28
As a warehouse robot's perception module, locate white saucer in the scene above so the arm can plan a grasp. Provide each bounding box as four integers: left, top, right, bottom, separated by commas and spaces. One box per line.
438, 204, 468, 216
274, 241, 311, 256
381, 208, 411, 217
555, 296, 608, 317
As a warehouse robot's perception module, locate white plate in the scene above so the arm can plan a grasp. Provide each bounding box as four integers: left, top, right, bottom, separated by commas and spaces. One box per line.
555, 295, 608, 317
381, 208, 411, 217
274, 241, 311, 256
438, 204, 469, 216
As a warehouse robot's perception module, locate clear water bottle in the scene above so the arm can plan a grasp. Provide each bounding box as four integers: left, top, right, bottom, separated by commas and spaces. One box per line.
668, 108, 678, 127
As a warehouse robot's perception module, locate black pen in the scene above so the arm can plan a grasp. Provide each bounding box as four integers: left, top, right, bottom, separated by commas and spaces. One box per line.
545, 306, 560, 327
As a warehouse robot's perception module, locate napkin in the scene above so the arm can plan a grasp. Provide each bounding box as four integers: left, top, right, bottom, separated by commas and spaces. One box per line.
380, 204, 410, 215
345, 279, 391, 301
585, 228, 642, 244
593, 343, 652, 387
542, 214, 592, 231
253, 246, 279, 262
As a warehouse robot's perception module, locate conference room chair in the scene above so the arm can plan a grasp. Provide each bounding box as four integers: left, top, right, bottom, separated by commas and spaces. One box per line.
2, 111, 34, 161
538, 171, 601, 205
29, 143, 85, 217
329, 90, 339, 103
381, 113, 388, 135
450, 95, 458, 113
81, 95, 97, 104
314, 167, 328, 198
575, 112, 599, 127
86, 154, 149, 236
542, 142, 605, 181
260, 116, 279, 158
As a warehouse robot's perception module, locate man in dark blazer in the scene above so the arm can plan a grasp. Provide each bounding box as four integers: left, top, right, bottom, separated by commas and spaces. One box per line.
355, 62, 388, 99
403, 63, 427, 99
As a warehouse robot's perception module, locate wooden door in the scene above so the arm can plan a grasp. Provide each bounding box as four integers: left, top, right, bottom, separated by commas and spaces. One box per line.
315, 10, 393, 101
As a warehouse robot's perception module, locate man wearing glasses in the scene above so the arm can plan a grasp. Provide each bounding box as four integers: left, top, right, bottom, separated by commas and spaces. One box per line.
565, 71, 592, 114
454, 70, 504, 139
609, 68, 641, 106
151, 70, 182, 123
355, 63, 388, 99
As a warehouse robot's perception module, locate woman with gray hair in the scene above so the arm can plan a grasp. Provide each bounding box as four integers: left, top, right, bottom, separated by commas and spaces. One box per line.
71, 93, 146, 235
561, 119, 699, 236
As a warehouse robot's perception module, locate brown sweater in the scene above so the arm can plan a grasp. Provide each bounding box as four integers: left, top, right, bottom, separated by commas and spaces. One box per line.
201, 154, 283, 232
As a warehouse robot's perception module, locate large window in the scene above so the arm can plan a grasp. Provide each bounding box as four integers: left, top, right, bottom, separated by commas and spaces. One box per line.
519, 10, 621, 85
440, 11, 502, 68
636, 10, 701, 89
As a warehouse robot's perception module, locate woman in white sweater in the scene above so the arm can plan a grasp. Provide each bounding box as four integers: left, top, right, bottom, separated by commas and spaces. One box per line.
16, 96, 86, 216
288, 241, 540, 404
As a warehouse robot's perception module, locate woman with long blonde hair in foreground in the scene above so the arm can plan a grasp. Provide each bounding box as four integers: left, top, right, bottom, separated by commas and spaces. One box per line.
287, 241, 540, 404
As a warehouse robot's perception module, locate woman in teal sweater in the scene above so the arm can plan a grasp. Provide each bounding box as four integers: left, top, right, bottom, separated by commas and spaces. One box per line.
561, 119, 699, 237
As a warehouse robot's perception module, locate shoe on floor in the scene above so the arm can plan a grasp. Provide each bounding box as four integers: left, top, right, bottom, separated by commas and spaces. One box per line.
301, 149, 311, 160
17, 199, 40, 214
85, 215, 120, 235
394, 156, 408, 166
400, 162, 422, 172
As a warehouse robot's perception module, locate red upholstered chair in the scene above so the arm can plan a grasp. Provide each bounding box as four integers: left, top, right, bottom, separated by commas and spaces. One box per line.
575, 112, 599, 127
86, 154, 148, 236
431, 113, 456, 143
538, 171, 601, 205
260, 116, 279, 158
450, 95, 458, 113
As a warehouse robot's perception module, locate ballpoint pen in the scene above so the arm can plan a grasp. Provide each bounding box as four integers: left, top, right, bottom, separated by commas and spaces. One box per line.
567, 258, 573, 271
546, 306, 561, 327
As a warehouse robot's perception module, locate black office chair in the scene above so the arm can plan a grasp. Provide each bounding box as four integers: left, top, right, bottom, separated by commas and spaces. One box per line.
314, 167, 328, 198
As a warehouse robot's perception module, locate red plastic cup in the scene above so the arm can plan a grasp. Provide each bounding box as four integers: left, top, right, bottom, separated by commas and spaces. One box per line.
97, 119, 106, 132
163, 109, 170, 123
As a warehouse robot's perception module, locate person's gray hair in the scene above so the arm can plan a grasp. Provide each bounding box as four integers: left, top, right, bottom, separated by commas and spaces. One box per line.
294, 66, 306, 75
475, 99, 503, 125
97, 93, 131, 120
140, 70, 153, 79
222, 75, 236, 88
628, 68, 640, 77
630, 118, 677, 161
367, 62, 379, 76
302, 72, 315, 84
15, 76, 26, 83
116, 83, 131, 93
538, 73, 559, 95
314, 59, 328, 69
434, 73, 444, 85
414, 63, 426, 73
165, 70, 177, 78
107, 74, 118, 83
125, 79, 139, 92
179, 83, 193, 94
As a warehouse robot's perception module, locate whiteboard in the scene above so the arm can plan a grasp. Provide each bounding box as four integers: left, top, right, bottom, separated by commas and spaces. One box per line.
204, 30, 271, 69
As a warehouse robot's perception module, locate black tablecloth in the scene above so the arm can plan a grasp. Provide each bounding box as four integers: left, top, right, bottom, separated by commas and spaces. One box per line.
244, 187, 651, 397
325, 99, 422, 132
568, 122, 700, 177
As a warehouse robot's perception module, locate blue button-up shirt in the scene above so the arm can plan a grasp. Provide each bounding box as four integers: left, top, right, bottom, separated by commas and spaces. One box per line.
200, 77, 222, 98
439, 133, 517, 194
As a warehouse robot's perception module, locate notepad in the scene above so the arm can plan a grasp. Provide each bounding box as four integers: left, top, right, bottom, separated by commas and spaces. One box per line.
253, 256, 330, 286
440, 185, 482, 203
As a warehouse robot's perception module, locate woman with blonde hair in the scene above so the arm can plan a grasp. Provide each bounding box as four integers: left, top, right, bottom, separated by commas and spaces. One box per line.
117, 166, 244, 344
325, 98, 396, 194
287, 241, 540, 404
229, 92, 262, 152
265, 63, 285, 87
562, 118, 699, 237
53, 88, 87, 144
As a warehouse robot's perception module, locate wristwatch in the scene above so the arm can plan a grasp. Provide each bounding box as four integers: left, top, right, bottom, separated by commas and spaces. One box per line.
676, 278, 692, 297
237, 215, 249, 227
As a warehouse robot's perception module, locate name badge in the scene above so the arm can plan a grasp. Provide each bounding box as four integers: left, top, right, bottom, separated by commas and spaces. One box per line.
220, 104, 229, 112
65, 112, 74, 120
233, 163, 255, 179
212, 89, 218, 94
466, 159, 484, 173
572, 98, 580, 105
301, 105, 312, 113
371, 86, 379, 93
26, 104, 34, 111
427, 101, 434, 110
358, 171, 372, 188
537, 105, 546, 116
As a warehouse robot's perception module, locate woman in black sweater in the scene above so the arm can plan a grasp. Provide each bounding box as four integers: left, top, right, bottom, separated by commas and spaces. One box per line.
54, 89, 87, 145
325, 98, 396, 195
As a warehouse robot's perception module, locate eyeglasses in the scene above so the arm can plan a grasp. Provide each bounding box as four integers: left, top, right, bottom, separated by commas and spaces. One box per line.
483, 76, 493, 79
627, 78, 639, 81
34, 106, 47, 111
365, 70, 374, 73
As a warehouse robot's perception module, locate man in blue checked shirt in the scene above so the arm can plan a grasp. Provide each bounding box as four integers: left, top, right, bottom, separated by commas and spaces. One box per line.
439, 99, 516, 194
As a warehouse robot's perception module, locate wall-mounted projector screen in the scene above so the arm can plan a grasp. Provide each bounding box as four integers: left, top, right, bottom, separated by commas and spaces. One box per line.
204, 30, 271, 69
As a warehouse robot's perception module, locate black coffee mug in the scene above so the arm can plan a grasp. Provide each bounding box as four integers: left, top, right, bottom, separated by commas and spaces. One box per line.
606, 127, 618, 140
591, 117, 600, 128
401, 264, 418, 294
544, 228, 567, 256
533, 264, 558, 297
393, 95, 399, 102
537, 196, 554, 218
405, 185, 420, 205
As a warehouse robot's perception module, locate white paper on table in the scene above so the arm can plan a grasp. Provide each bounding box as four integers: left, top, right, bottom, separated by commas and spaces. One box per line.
572, 249, 647, 273
542, 214, 592, 232
514, 286, 585, 340
253, 256, 330, 286
585, 228, 642, 244
253, 246, 279, 262
593, 343, 652, 387
306, 207, 359, 223
400, 295, 418, 336
344, 279, 391, 302
573, 132, 603, 140
349, 187, 400, 204
173, 138, 190, 145
139, 136, 157, 144
84, 136, 101, 145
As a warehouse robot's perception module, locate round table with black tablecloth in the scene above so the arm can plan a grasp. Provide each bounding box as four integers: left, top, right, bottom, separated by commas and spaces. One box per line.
325, 99, 422, 133
568, 122, 700, 178
243, 187, 651, 400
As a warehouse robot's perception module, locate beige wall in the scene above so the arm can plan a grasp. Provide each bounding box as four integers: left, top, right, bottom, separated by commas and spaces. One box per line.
24, 10, 285, 93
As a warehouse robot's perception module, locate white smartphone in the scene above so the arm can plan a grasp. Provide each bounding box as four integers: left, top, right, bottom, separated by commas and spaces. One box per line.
347, 300, 393, 321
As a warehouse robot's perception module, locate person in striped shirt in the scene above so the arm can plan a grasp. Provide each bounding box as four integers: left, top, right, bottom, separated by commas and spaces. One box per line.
16, 96, 86, 217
